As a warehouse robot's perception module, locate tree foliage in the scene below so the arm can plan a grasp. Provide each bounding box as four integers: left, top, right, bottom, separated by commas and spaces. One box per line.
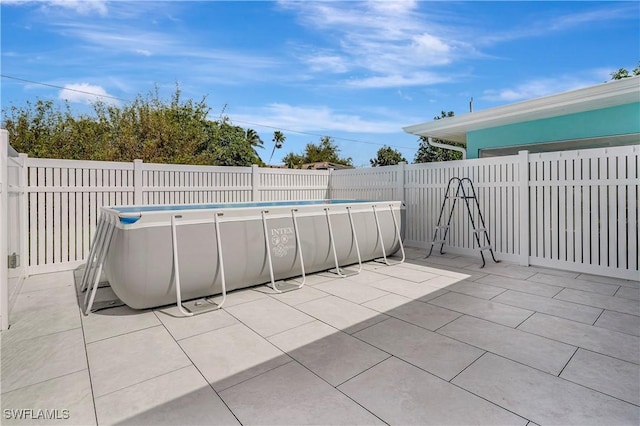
413, 110, 464, 163
282, 136, 352, 168
610, 61, 640, 80
1, 86, 265, 166
268, 130, 286, 164
370, 146, 406, 167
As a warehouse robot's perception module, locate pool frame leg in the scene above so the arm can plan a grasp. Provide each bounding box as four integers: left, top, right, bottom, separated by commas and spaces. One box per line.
325, 207, 361, 277
373, 204, 405, 266
80, 213, 106, 293
262, 209, 306, 293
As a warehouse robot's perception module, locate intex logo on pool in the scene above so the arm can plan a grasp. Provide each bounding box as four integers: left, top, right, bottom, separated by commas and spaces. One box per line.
270, 227, 295, 257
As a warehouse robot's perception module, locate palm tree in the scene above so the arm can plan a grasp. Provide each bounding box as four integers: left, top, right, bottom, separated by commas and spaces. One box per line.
245, 129, 263, 150
269, 131, 286, 164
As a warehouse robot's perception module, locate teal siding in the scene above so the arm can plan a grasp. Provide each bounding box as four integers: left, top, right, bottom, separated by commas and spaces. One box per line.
466, 102, 640, 158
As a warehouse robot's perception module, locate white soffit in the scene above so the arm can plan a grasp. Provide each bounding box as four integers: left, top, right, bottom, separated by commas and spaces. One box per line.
403, 76, 640, 144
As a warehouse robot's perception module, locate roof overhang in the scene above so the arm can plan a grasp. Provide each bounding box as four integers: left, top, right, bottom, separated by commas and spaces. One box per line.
403, 76, 640, 144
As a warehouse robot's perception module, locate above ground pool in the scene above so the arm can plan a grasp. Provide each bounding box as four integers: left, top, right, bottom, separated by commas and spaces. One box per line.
81, 199, 405, 313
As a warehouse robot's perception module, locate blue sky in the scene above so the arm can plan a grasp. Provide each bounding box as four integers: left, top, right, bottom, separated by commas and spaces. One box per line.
1, 1, 638, 167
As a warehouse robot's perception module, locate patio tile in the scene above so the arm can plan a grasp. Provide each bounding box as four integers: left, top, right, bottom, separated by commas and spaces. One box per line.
418, 254, 478, 268
438, 315, 576, 375
363, 294, 461, 331
289, 272, 337, 286
476, 274, 563, 297
368, 276, 444, 300
428, 291, 534, 327
560, 349, 640, 405
452, 353, 640, 425
2, 303, 80, 344
523, 265, 580, 278
340, 269, 390, 285
554, 288, 640, 316
268, 285, 329, 306
1, 370, 95, 425
615, 285, 640, 301
268, 321, 389, 386
19, 270, 75, 293
82, 306, 161, 343
11, 284, 78, 317
396, 260, 473, 279
463, 263, 536, 280
417, 287, 451, 302
373, 263, 439, 283
594, 310, 640, 337
86, 325, 191, 397
577, 273, 640, 288
493, 290, 603, 324
225, 297, 314, 337
155, 304, 237, 341
528, 273, 619, 296
296, 295, 388, 334
354, 318, 484, 381
518, 313, 640, 364
338, 357, 525, 425
313, 280, 389, 304
1, 328, 87, 394
220, 361, 384, 425
179, 323, 291, 391
208, 288, 268, 307
95, 366, 238, 425
445, 280, 507, 299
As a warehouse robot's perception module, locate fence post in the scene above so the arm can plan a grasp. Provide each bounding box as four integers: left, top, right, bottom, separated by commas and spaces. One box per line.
251, 164, 259, 202
133, 159, 143, 205
18, 154, 28, 279
1, 129, 9, 330
327, 168, 333, 200
396, 162, 406, 201
518, 150, 530, 266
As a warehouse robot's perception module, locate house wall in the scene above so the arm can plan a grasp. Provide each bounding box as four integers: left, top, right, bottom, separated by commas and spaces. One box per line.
466, 102, 640, 158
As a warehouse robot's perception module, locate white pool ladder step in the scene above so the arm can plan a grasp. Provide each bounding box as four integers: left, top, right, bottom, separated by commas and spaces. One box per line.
261, 209, 306, 293
81, 213, 118, 315
170, 212, 227, 317
373, 204, 405, 266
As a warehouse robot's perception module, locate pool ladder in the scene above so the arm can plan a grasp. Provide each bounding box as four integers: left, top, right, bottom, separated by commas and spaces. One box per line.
80, 212, 118, 315
170, 212, 227, 316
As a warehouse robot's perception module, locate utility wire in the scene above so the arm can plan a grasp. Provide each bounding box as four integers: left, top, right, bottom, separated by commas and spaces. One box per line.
1, 73, 417, 151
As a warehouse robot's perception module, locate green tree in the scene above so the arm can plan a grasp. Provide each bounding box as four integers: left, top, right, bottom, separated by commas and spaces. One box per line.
282, 136, 352, 168
370, 146, 406, 166
268, 130, 286, 164
413, 111, 464, 163
610, 61, 640, 80
2, 85, 264, 167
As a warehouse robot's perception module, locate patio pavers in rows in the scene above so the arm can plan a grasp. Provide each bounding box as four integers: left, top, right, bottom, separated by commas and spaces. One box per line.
296, 295, 388, 334
438, 315, 577, 375
594, 310, 640, 336
492, 289, 603, 324
428, 291, 534, 327
560, 349, 640, 406
82, 306, 160, 343
220, 361, 384, 425
528, 273, 620, 296
268, 320, 389, 386
313, 280, 389, 304
554, 287, 640, 316
475, 273, 563, 297
155, 304, 238, 341
178, 322, 291, 392
338, 356, 526, 425
224, 297, 315, 338
363, 293, 461, 331
367, 276, 446, 300
518, 313, 640, 364
354, 317, 484, 381
94, 366, 238, 425
441, 279, 507, 299
1, 370, 95, 426
452, 353, 640, 425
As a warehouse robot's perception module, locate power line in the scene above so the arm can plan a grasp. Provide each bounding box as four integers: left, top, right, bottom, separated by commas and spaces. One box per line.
1, 73, 417, 151
1, 74, 128, 102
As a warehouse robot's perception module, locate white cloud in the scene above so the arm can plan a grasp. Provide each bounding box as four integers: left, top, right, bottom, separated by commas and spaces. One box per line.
481, 74, 603, 102
2, 0, 108, 15
230, 103, 405, 134
58, 83, 117, 105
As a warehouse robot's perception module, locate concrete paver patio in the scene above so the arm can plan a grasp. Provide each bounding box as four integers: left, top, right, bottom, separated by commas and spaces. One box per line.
1, 248, 639, 425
